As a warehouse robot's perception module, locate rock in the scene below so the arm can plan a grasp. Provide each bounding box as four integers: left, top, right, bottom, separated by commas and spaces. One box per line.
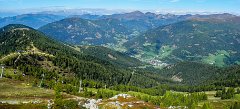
110, 94, 131, 100
83, 99, 102, 109
128, 104, 133, 107
47, 99, 53, 109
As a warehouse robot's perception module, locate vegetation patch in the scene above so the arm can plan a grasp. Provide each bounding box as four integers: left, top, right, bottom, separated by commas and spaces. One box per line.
202, 50, 230, 67
158, 45, 175, 59
0, 78, 54, 99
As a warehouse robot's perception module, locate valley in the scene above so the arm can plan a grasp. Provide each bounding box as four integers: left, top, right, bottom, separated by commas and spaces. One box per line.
0, 3, 240, 108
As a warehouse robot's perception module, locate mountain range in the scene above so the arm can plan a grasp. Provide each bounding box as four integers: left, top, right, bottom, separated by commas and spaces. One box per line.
1, 24, 240, 87
0, 11, 240, 85
126, 17, 240, 67
38, 18, 133, 45
35, 12, 240, 67
0, 24, 172, 87
1, 11, 240, 108
0, 14, 65, 28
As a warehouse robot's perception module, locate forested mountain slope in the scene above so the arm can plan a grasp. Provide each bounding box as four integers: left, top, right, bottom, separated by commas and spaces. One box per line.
126, 17, 240, 67
38, 18, 133, 45
74, 45, 143, 67
0, 24, 172, 88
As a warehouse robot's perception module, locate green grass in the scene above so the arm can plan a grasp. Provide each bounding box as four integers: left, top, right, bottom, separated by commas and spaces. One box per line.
0, 53, 18, 62
202, 50, 230, 67
0, 78, 54, 100
234, 94, 240, 101
0, 78, 53, 109
103, 34, 129, 53
158, 45, 175, 59
0, 43, 54, 64
88, 88, 120, 95
0, 78, 238, 109
131, 45, 175, 66
196, 91, 238, 109
0, 103, 47, 109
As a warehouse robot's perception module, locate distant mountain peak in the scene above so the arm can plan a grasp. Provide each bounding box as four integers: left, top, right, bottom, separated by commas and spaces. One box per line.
0, 14, 65, 29
128, 11, 144, 15
189, 13, 237, 21
145, 12, 156, 15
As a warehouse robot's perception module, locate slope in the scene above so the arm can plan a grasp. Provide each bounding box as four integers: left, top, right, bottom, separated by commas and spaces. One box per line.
0, 24, 170, 88
38, 18, 132, 45
74, 45, 143, 67
158, 61, 240, 87
126, 17, 240, 67
159, 62, 221, 85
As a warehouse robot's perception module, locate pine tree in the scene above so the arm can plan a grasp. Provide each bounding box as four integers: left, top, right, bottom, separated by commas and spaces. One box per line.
54, 82, 63, 108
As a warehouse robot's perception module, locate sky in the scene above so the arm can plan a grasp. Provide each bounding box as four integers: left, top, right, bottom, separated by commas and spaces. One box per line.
0, 0, 239, 15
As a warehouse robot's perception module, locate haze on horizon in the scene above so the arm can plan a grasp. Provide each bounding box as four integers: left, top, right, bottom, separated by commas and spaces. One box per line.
0, 0, 240, 16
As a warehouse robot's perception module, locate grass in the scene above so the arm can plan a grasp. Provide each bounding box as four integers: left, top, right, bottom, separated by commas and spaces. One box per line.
196, 91, 237, 109
202, 50, 230, 67
85, 88, 239, 109
103, 34, 129, 53
0, 43, 54, 64
88, 88, 120, 96
0, 76, 84, 108
0, 78, 54, 109
0, 78, 54, 100
158, 45, 175, 59
0, 103, 47, 109
205, 91, 219, 100
0, 53, 18, 62
0, 77, 238, 109
234, 94, 240, 101
236, 61, 240, 65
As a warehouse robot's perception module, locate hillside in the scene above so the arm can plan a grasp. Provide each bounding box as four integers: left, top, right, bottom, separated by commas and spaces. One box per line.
38, 18, 133, 45
1, 22, 240, 109
0, 24, 172, 88
159, 62, 221, 85
160, 61, 240, 90
74, 45, 143, 67
126, 17, 240, 67
0, 24, 182, 109
0, 14, 65, 28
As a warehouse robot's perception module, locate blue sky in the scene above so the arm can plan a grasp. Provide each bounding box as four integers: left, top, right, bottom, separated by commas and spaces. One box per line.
0, 0, 239, 14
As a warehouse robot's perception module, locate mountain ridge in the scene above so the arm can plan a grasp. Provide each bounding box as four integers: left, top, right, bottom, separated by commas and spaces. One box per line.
0, 14, 65, 29
125, 17, 240, 67
0, 24, 173, 88
38, 17, 133, 45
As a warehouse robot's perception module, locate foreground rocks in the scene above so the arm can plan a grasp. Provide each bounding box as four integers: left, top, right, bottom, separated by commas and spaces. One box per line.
82, 93, 159, 109
83, 99, 102, 109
